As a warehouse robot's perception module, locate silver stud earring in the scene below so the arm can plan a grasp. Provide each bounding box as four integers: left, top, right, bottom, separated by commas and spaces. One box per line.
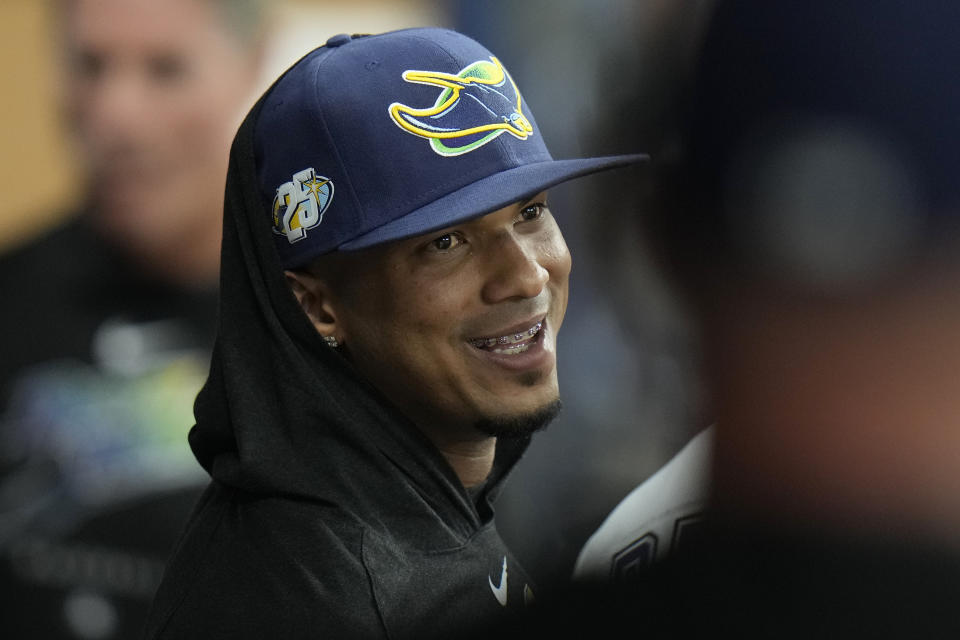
324, 335, 339, 348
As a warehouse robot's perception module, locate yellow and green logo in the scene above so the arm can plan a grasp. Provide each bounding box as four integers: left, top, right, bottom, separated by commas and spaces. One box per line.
389, 56, 533, 157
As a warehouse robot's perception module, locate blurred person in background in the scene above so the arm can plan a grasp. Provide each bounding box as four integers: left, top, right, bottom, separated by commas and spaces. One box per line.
511, 0, 960, 636
0, 0, 264, 637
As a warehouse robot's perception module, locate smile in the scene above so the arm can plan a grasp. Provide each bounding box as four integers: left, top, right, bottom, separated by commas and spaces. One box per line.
469, 321, 543, 355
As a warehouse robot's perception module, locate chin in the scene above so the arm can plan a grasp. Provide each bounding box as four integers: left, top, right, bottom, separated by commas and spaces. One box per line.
472, 398, 563, 438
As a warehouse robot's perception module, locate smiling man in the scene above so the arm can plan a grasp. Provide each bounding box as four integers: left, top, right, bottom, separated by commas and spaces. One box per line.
286, 188, 569, 489
143, 27, 643, 639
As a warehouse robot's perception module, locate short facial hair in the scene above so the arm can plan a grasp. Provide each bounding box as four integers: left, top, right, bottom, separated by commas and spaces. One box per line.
472, 399, 562, 438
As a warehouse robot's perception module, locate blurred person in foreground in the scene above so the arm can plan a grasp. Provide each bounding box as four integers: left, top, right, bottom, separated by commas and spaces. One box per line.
0, 0, 264, 637
514, 0, 960, 636
141, 27, 643, 639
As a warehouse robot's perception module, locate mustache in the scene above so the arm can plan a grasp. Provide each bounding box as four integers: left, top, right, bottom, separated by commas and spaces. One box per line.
460, 297, 552, 338
81, 135, 164, 171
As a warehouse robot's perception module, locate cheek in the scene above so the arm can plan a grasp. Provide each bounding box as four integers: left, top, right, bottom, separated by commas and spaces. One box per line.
540, 229, 572, 331
543, 228, 572, 291
552, 236, 572, 280
164, 90, 235, 154
537, 217, 572, 276
156, 64, 249, 156
396, 282, 473, 346
396, 257, 482, 327
343, 295, 465, 399
341, 275, 443, 346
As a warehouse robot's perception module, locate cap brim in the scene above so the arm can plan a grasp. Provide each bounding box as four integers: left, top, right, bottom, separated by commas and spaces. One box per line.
338, 153, 648, 250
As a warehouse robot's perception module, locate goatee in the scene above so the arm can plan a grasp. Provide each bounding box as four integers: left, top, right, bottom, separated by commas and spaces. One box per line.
473, 399, 562, 438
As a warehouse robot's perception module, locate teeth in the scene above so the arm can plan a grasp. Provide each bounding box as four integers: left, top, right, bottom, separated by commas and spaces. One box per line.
470, 321, 542, 349
493, 341, 533, 355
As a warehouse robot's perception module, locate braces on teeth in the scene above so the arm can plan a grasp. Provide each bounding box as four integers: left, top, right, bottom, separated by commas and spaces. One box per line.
470, 321, 542, 349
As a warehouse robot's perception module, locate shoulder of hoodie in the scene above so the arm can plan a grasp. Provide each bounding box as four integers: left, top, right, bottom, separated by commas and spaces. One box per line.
144, 482, 387, 639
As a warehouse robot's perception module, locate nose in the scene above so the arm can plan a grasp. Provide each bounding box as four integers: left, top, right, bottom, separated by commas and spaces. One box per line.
481, 233, 551, 304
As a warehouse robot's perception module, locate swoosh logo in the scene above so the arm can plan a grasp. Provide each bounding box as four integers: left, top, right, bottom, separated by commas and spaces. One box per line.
488, 556, 508, 606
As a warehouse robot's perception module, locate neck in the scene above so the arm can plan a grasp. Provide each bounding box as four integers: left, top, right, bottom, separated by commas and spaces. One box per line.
112, 220, 221, 290
398, 405, 500, 488
140, 232, 221, 289
437, 437, 498, 489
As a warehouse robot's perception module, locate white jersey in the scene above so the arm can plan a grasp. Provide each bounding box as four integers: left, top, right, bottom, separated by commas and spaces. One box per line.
572, 426, 714, 582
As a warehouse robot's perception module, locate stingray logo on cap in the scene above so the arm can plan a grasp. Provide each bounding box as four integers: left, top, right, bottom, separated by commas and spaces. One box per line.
388, 56, 533, 157
271, 168, 334, 243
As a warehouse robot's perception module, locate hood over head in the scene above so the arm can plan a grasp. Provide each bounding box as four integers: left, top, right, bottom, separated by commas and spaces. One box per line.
188, 87, 527, 539
188, 27, 643, 534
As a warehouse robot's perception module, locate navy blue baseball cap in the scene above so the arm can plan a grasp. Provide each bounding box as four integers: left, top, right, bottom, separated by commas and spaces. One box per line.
255, 27, 647, 269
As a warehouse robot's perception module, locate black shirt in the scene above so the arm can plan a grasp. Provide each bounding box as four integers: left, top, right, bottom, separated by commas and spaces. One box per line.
0, 216, 217, 639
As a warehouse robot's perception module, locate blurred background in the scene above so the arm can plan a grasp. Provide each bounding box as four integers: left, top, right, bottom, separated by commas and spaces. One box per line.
0, 0, 711, 636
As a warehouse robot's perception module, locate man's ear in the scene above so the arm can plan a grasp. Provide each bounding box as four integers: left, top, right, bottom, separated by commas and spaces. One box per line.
284, 270, 340, 340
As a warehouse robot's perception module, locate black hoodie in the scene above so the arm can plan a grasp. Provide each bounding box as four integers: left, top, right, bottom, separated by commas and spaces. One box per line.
142, 74, 535, 640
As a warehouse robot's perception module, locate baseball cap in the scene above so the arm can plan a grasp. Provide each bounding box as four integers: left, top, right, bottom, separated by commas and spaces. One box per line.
254, 27, 647, 269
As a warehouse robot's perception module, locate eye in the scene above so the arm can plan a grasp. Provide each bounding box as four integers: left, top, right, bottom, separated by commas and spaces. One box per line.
426, 231, 465, 252
74, 51, 105, 82
519, 202, 548, 222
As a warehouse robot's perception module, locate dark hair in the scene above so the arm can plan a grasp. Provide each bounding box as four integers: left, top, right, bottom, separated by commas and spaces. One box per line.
56, 0, 265, 45
208, 0, 265, 44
